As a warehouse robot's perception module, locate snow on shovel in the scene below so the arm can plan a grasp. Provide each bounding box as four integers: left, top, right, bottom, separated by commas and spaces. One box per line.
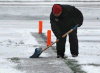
30, 24, 79, 58
30, 47, 42, 58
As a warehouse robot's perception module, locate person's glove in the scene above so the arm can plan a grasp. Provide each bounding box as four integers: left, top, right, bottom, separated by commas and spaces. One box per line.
74, 17, 83, 27
74, 20, 81, 27
58, 36, 63, 40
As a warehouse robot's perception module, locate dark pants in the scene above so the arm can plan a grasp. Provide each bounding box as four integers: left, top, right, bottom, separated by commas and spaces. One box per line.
56, 29, 78, 56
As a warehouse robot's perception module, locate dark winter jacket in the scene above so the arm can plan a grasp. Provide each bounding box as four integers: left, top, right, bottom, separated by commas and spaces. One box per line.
50, 4, 83, 38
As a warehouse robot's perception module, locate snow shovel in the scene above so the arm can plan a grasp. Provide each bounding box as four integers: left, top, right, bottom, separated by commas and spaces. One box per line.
30, 24, 79, 58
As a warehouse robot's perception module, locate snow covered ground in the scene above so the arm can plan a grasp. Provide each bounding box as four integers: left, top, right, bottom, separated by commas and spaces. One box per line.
0, 26, 39, 73
0, 0, 99, 2
0, 2, 100, 73
0, 20, 51, 73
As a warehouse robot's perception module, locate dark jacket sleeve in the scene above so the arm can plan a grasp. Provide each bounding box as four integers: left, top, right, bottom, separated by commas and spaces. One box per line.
71, 7, 84, 27
50, 13, 62, 38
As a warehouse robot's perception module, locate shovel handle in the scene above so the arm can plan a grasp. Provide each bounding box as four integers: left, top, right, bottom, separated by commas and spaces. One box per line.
42, 24, 79, 52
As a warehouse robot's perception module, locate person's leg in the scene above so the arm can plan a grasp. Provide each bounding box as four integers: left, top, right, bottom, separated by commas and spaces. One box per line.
69, 28, 79, 57
56, 36, 67, 58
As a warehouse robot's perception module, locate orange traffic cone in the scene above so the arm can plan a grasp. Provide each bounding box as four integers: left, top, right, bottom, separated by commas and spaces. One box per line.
39, 21, 43, 34
47, 30, 51, 46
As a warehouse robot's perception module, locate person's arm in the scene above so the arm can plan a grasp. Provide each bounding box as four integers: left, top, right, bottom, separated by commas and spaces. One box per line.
71, 7, 84, 27
50, 13, 62, 38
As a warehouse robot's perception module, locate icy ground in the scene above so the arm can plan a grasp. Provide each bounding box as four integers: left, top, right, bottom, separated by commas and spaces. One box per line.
0, 2, 100, 73
0, 20, 51, 73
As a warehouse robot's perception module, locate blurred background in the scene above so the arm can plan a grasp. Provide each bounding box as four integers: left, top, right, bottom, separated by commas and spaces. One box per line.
0, 0, 100, 21
0, 0, 100, 2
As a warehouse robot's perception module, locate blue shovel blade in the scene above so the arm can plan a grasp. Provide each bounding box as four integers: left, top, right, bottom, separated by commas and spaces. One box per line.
30, 47, 42, 58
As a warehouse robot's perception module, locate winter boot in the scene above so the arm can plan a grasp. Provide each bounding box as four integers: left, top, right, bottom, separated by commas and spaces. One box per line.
72, 54, 78, 57
57, 54, 68, 58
